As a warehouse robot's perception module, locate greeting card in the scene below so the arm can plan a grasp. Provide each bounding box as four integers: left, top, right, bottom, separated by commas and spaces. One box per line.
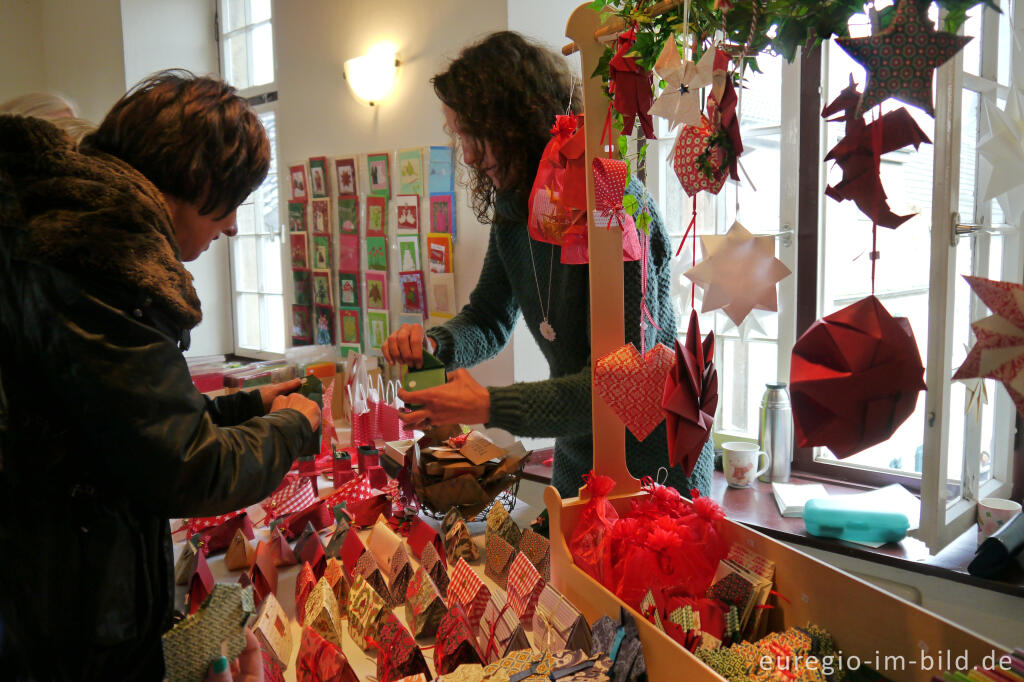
311, 235, 331, 270
288, 201, 307, 231
367, 152, 391, 199
366, 235, 388, 271
429, 145, 454, 195
335, 157, 357, 195
427, 233, 452, 273
293, 269, 312, 306
399, 271, 426, 317
291, 233, 309, 269
312, 272, 331, 306
339, 307, 361, 345
366, 310, 390, 352
292, 305, 312, 344
337, 234, 360, 272
314, 305, 335, 346
397, 234, 420, 271
337, 272, 359, 307
337, 196, 358, 234
365, 271, 388, 309
289, 164, 308, 202
366, 195, 387, 235
429, 272, 456, 318
398, 148, 424, 195
396, 194, 421, 232
309, 157, 329, 199
430, 194, 454, 233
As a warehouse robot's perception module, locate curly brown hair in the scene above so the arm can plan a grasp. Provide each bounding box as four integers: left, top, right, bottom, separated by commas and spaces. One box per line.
82, 70, 269, 219
432, 32, 580, 224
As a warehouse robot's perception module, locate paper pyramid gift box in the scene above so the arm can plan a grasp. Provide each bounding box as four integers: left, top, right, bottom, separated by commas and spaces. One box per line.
347, 573, 388, 651
294, 522, 326, 579
485, 532, 516, 590
224, 528, 256, 571
374, 610, 432, 682
252, 592, 292, 669
277, 499, 332, 540
295, 561, 317, 623
324, 512, 351, 559
442, 508, 479, 564
435, 603, 484, 676
323, 557, 349, 610
402, 351, 447, 407
407, 515, 445, 563
517, 528, 551, 583
186, 550, 215, 615
295, 625, 359, 682
420, 541, 450, 599
476, 589, 531, 664
591, 607, 646, 682
480, 649, 550, 679
162, 583, 255, 682
260, 646, 285, 682
405, 565, 447, 638
449, 557, 490, 631
339, 524, 367, 575
261, 474, 318, 525
533, 584, 592, 653
367, 516, 413, 607
507, 551, 544, 627
174, 536, 199, 586
197, 513, 254, 556
484, 649, 612, 681
268, 527, 297, 567
353, 550, 392, 605
303, 577, 344, 648
249, 541, 278, 607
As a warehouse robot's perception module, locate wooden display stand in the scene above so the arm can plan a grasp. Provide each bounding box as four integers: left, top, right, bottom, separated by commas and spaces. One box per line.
544, 5, 1010, 681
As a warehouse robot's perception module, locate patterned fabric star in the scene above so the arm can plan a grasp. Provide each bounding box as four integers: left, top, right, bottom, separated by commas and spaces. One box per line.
835, 0, 972, 117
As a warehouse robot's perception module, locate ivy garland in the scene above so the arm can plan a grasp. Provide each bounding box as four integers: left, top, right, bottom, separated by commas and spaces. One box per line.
594, 0, 996, 226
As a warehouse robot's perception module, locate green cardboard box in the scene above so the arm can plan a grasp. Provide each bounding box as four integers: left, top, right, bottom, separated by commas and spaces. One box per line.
402, 351, 447, 408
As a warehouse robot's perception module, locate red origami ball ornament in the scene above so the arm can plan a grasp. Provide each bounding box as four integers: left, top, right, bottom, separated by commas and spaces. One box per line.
790, 295, 926, 457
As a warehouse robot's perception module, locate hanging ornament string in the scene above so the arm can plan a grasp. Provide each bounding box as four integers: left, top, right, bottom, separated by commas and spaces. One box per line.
638, 228, 663, 353
870, 103, 883, 295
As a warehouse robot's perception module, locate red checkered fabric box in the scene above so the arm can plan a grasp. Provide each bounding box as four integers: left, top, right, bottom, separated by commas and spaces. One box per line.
448, 557, 490, 631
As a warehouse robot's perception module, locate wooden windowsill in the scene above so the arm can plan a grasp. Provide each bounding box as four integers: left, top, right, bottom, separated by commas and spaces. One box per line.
520, 450, 1024, 598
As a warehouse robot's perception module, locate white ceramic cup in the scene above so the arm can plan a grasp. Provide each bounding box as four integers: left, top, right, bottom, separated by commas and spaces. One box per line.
977, 497, 1022, 540
722, 441, 769, 488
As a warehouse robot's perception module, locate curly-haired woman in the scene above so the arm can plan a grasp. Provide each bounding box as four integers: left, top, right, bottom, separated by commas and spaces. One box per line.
383, 31, 713, 500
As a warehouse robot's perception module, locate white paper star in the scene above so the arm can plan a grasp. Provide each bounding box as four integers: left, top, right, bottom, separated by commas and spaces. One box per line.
684, 221, 792, 327
978, 85, 1024, 225
648, 34, 715, 129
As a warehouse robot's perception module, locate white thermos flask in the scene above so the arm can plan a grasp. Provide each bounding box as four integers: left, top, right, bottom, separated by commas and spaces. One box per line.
758, 383, 794, 483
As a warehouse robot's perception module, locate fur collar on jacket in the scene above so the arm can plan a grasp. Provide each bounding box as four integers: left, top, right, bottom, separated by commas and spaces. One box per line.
0, 115, 202, 329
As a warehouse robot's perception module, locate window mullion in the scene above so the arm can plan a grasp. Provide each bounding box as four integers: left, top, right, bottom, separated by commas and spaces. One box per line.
920, 42, 972, 552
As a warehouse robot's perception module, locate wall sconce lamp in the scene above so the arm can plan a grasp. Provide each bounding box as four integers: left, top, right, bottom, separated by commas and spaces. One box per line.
344, 44, 400, 106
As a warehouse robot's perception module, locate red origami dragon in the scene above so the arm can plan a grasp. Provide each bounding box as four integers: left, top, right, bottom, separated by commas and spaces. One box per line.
822, 76, 931, 228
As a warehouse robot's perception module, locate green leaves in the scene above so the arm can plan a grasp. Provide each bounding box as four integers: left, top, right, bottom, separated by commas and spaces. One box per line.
616, 134, 630, 159
636, 208, 652, 235
622, 193, 640, 216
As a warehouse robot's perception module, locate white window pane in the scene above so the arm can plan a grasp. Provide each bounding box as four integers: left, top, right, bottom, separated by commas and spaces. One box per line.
252, 23, 274, 86
236, 293, 261, 349
259, 111, 276, 174
223, 0, 246, 33
236, 201, 257, 235
233, 236, 259, 292
227, 33, 250, 90
717, 339, 777, 436
264, 294, 285, 353
250, 0, 271, 24
260, 236, 283, 294
996, 7, 1011, 87
959, 90, 979, 220
962, 6, 983, 78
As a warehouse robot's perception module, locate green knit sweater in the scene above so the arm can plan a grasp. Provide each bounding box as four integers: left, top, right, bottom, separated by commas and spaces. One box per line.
427, 185, 713, 499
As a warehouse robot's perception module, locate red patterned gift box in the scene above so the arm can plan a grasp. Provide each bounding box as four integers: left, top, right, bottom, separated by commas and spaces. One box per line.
449, 557, 490, 631
507, 551, 544, 627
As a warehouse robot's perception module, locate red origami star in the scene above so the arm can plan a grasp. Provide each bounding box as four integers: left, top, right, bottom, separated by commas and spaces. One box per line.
662, 310, 718, 475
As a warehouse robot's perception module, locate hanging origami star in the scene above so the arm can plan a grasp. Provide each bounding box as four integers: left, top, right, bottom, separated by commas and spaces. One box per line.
977, 86, 1024, 225
663, 310, 718, 475
684, 221, 791, 327
953, 276, 1024, 417
649, 34, 715, 130
835, 0, 972, 117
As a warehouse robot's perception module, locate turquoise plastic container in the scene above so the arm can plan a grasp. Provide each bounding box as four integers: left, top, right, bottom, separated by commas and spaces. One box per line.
803, 498, 910, 544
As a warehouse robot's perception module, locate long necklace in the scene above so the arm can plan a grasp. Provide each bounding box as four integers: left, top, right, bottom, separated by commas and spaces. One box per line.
527, 236, 556, 342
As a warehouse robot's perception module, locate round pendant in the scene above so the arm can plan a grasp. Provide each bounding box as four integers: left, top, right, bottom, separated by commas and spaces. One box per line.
540, 320, 556, 342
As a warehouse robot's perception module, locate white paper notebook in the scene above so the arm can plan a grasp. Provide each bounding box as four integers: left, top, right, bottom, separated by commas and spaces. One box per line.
771, 482, 829, 517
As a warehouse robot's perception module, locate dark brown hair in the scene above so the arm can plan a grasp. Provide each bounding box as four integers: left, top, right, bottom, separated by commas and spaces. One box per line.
432, 31, 580, 224
82, 70, 269, 218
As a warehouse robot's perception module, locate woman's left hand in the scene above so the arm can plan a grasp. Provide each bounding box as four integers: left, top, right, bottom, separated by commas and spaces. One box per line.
257, 378, 302, 412
398, 369, 490, 427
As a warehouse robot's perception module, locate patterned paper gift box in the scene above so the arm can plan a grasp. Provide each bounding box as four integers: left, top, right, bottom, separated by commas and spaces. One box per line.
374, 610, 432, 682
407, 514, 445, 564
293, 522, 327, 579
252, 592, 291, 670
533, 583, 593, 653
435, 603, 484, 676
367, 516, 414, 607
353, 550, 392, 605
420, 541, 450, 599
507, 551, 545, 627
295, 562, 317, 623
517, 528, 551, 583
162, 584, 255, 682
347, 572, 388, 651
448, 557, 491, 631
442, 508, 479, 563
322, 557, 349, 610
249, 541, 278, 607
295, 625, 360, 682
405, 565, 448, 638
476, 589, 531, 664
302, 577, 344, 648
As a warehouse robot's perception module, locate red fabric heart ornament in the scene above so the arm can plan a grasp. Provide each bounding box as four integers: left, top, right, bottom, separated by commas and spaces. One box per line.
672, 113, 728, 197
594, 342, 675, 441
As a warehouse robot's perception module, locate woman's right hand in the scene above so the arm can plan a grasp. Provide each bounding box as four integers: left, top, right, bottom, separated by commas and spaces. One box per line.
383, 323, 433, 368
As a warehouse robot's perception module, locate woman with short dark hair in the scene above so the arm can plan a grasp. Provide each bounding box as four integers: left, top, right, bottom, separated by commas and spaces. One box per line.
383, 32, 712, 500
0, 71, 319, 679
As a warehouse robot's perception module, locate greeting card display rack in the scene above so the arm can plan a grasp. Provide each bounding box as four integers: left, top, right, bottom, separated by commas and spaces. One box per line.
543, 4, 1009, 681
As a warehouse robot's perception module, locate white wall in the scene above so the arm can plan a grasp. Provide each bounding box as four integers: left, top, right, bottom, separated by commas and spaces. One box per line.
119, 0, 231, 358
0, 0, 44, 103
